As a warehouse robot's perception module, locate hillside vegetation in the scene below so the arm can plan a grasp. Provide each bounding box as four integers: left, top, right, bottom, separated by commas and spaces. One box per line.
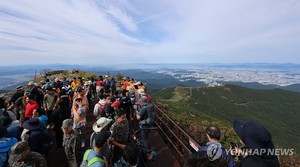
152, 85, 300, 155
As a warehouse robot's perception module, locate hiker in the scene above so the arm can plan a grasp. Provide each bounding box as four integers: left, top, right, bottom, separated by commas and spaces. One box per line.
72, 97, 87, 148
22, 118, 53, 156
81, 131, 111, 167
233, 120, 280, 167
109, 109, 129, 164
0, 125, 17, 167
24, 95, 39, 120
7, 86, 24, 120
199, 125, 234, 167
62, 119, 82, 167
43, 87, 58, 125
32, 108, 48, 128
90, 117, 113, 166
105, 96, 115, 119
114, 142, 157, 167
136, 97, 156, 149
120, 90, 133, 122
8, 141, 47, 167
51, 100, 66, 149
27, 81, 44, 108
94, 93, 106, 119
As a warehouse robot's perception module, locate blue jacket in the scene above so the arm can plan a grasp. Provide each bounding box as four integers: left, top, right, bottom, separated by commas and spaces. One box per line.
0, 137, 18, 166
200, 141, 234, 167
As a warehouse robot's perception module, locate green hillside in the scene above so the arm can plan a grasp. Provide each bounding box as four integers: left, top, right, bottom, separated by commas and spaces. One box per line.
152, 85, 300, 153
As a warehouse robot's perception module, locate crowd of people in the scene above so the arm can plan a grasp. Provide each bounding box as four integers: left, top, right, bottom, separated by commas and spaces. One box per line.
0, 74, 156, 167
0, 73, 281, 167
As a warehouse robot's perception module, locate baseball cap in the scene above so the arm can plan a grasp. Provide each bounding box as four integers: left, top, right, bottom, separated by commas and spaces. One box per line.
10, 142, 29, 161
61, 119, 73, 128
95, 131, 111, 147
111, 100, 121, 107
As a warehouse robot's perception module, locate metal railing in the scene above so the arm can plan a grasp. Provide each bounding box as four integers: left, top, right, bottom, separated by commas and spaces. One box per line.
152, 102, 201, 162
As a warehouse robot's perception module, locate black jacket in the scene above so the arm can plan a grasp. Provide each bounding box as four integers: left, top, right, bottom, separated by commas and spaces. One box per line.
236, 155, 280, 167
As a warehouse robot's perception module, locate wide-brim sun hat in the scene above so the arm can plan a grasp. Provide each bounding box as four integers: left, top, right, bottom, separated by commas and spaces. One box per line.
92, 117, 113, 132
233, 120, 275, 150
22, 118, 43, 131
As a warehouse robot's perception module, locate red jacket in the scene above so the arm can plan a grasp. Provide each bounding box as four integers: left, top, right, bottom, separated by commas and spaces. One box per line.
25, 101, 39, 118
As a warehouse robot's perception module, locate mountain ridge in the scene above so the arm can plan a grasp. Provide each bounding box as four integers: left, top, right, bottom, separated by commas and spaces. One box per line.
152, 84, 300, 154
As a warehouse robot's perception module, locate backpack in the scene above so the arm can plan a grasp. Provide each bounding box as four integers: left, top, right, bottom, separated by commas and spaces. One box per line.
27, 129, 53, 155
145, 103, 156, 126
94, 102, 105, 118
80, 149, 103, 167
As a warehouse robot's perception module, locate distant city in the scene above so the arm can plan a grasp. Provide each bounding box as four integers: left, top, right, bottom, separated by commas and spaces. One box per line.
156, 66, 300, 86
0, 64, 300, 92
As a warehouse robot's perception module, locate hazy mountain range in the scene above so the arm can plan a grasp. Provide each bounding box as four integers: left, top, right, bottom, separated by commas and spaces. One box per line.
0, 63, 300, 93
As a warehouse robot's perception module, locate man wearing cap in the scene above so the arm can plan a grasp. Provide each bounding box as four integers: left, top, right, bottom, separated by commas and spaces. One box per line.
27, 81, 44, 108
136, 97, 154, 149
81, 131, 111, 167
8, 141, 47, 167
233, 120, 280, 167
62, 118, 82, 167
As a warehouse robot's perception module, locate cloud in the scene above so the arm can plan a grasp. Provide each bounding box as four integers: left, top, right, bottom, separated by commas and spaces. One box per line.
0, 0, 300, 65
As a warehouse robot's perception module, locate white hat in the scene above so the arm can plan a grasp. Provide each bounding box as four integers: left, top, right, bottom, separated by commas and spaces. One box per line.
138, 89, 146, 96
134, 82, 141, 86
28, 81, 34, 86
92, 117, 113, 132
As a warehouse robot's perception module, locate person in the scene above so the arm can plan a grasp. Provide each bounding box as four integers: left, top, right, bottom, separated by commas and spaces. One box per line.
43, 87, 58, 125
32, 108, 48, 128
72, 97, 87, 148
7, 86, 24, 120
114, 142, 157, 167
90, 117, 113, 166
22, 117, 53, 156
233, 120, 280, 167
81, 131, 111, 167
120, 91, 133, 122
51, 100, 66, 149
0, 125, 17, 167
24, 95, 39, 120
136, 97, 156, 149
199, 126, 234, 167
109, 109, 129, 164
8, 141, 47, 167
62, 118, 82, 167
90, 117, 113, 148
93, 93, 106, 119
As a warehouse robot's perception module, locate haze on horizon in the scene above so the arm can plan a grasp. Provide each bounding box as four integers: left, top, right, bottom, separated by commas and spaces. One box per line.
1, 0, 300, 65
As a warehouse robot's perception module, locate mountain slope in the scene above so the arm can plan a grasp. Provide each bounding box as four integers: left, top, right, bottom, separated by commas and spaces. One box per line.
152, 85, 300, 153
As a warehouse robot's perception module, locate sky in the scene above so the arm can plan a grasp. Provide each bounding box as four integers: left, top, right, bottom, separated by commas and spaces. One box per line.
1, 0, 300, 65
